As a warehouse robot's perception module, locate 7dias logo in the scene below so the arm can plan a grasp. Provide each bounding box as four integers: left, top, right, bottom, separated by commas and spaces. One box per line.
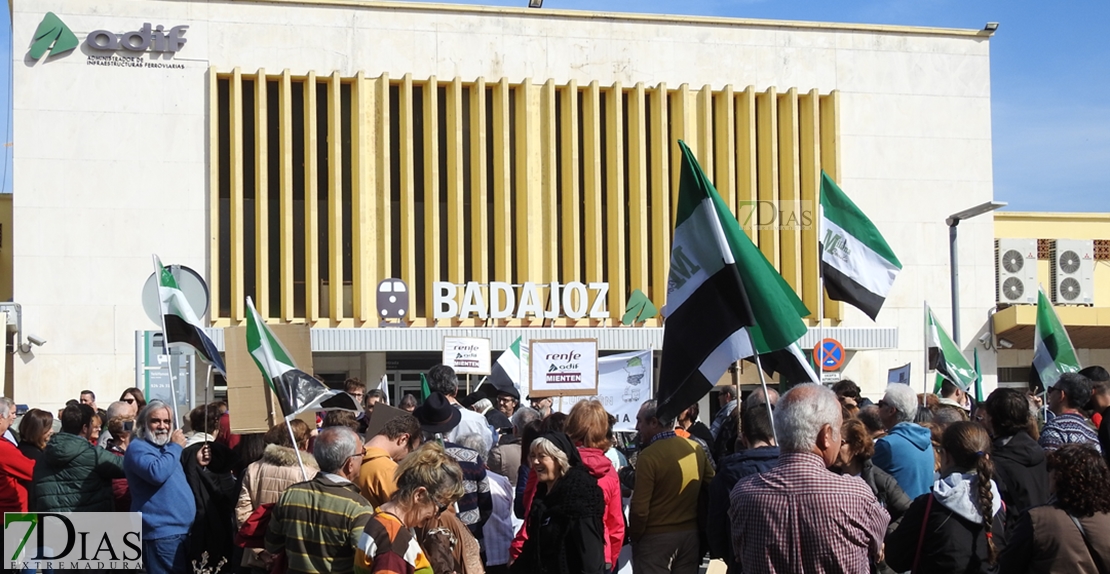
4, 512, 142, 570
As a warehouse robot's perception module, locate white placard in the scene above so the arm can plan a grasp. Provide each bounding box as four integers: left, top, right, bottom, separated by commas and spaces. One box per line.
529, 339, 599, 397
442, 337, 492, 375
553, 350, 652, 432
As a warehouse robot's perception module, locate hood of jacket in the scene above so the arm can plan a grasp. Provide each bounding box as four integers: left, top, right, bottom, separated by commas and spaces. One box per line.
992, 431, 1045, 470
889, 422, 934, 452
261, 444, 319, 469
932, 471, 1002, 524
43, 432, 92, 467
577, 446, 614, 480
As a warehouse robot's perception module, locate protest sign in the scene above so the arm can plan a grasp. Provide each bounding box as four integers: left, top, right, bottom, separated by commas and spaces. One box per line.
552, 350, 651, 432
442, 337, 492, 375
529, 339, 599, 397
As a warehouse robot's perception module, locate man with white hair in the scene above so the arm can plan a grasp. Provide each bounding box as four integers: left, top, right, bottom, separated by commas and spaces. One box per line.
729, 383, 888, 573
874, 383, 936, 499
124, 400, 195, 574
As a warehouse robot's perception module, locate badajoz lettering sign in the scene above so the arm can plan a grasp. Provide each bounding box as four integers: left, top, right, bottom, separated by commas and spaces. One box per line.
529, 339, 599, 397
433, 281, 610, 321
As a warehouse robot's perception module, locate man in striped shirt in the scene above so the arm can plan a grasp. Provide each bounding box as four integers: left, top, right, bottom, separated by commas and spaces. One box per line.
267, 426, 374, 574
1040, 372, 1102, 453
729, 384, 889, 574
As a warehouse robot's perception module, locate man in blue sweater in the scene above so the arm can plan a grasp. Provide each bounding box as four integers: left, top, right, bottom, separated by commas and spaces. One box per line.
873, 384, 935, 499
124, 400, 195, 574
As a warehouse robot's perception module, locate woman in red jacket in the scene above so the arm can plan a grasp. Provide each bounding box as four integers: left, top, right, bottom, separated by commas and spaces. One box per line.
0, 398, 35, 513
566, 400, 626, 570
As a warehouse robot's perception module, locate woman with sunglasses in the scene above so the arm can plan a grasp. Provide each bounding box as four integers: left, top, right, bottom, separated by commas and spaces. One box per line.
356, 441, 465, 574
511, 431, 606, 574
119, 388, 147, 411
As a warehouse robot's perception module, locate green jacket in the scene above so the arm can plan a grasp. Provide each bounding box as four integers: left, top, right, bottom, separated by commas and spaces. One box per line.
31, 431, 124, 512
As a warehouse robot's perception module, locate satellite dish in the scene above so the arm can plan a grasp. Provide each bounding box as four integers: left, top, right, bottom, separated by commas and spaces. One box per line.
141, 264, 211, 327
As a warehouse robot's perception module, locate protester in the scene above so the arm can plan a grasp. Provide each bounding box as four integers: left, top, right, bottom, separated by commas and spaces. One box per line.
80, 389, 108, 423
511, 431, 606, 574
457, 432, 514, 574
236, 422, 319, 573
934, 404, 969, 428
629, 399, 715, 574
324, 410, 363, 434
184, 403, 220, 447
1, 398, 16, 445
938, 380, 971, 412
981, 388, 1049, 528
529, 395, 553, 418
836, 418, 910, 574
0, 397, 34, 514
354, 441, 465, 574
125, 400, 196, 574
16, 408, 52, 467
710, 385, 738, 441
745, 387, 779, 411
707, 404, 779, 574
858, 405, 886, 439
546, 400, 625, 570
399, 393, 418, 413
357, 413, 422, 507
475, 396, 513, 433
424, 364, 494, 443
998, 444, 1110, 572
874, 383, 936, 498
676, 402, 713, 447
119, 387, 147, 411
105, 414, 133, 454
182, 408, 240, 569
267, 426, 373, 574
729, 384, 887, 573
1040, 372, 1101, 453
33, 403, 124, 513
98, 399, 137, 448
489, 406, 540, 488
497, 386, 517, 417
413, 391, 493, 541
885, 421, 1004, 574
1082, 366, 1110, 463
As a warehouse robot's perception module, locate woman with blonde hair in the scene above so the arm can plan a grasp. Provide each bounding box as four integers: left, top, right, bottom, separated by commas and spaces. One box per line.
356, 441, 465, 574
511, 431, 605, 574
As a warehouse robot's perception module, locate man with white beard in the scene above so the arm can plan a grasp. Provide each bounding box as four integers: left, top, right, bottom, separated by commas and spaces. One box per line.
124, 400, 196, 574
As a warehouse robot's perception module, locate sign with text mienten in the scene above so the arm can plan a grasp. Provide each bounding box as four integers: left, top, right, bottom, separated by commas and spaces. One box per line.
433, 282, 610, 320
529, 339, 599, 397
442, 337, 492, 375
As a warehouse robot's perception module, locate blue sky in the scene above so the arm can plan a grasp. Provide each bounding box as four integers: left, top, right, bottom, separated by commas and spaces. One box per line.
3, 0, 1108, 212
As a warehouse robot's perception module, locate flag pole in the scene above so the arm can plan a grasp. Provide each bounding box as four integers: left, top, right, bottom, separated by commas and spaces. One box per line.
153, 255, 180, 430
284, 416, 309, 481
817, 198, 825, 385
751, 352, 778, 446
923, 301, 929, 398
203, 363, 213, 446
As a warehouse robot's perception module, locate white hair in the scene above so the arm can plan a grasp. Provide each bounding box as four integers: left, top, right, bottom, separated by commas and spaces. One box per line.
774, 384, 841, 453
883, 384, 919, 424
456, 432, 492, 464
472, 398, 493, 412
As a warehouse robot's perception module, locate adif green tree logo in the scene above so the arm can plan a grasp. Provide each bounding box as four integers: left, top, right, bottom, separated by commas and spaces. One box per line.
29, 12, 78, 60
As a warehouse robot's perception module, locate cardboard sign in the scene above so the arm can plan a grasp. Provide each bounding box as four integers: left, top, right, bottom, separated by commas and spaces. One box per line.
529, 339, 599, 397
442, 337, 492, 375
552, 350, 651, 432
225, 323, 315, 434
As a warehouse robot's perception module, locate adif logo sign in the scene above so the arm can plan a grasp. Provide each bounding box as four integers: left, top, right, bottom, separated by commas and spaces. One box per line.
86, 23, 189, 53
4, 512, 142, 570
28, 12, 188, 61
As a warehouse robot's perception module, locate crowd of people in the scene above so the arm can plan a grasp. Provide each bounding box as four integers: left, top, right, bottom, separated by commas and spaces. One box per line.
4, 364, 1110, 574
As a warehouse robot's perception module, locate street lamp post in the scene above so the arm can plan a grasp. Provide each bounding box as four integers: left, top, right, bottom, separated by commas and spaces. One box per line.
946, 201, 1007, 346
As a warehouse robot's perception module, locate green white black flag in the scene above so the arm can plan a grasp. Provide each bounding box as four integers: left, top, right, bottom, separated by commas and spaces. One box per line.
820, 173, 902, 320
926, 304, 977, 392
245, 297, 360, 420
1033, 287, 1080, 388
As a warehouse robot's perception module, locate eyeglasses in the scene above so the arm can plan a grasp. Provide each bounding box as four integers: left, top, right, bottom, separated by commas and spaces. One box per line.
435, 500, 450, 516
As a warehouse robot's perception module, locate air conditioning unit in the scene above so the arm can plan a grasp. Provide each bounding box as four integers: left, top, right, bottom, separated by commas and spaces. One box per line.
995, 238, 1037, 305
1050, 239, 1095, 305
